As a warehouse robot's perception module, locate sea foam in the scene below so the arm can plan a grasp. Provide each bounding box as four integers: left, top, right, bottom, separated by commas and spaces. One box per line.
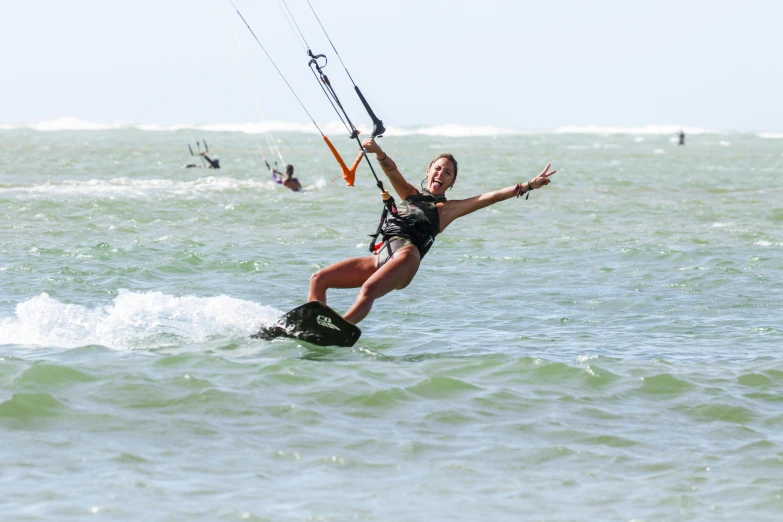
0, 177, 281, 199
0, 291, 280, 350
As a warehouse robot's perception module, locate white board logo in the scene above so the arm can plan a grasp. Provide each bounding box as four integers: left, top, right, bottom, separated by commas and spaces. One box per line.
317, 314, 341, 331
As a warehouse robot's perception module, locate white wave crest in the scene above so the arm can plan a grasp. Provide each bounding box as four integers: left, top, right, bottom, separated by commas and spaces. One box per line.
0, 291, 281, 349
30, 117, 125, 132
3, 119, 754, 137
136, 121, 323, 134
553, 124, 720, 135
1, 119, 533, 137
385, 124, 526, 137
138, 121, 525, 137
758, 132, 783, 139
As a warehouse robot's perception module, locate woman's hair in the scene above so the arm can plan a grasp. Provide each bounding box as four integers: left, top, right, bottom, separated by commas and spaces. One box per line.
428, 153, 458, 187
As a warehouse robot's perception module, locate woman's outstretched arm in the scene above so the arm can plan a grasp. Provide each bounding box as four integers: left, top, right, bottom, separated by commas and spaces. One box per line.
438, 164, 556, 231
361, 138, 418, 200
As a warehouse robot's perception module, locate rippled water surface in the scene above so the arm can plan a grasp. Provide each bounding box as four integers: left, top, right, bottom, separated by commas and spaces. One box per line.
1, 129, 782, 521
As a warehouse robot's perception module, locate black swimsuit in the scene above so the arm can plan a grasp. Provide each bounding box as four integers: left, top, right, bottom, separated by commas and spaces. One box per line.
375, 190, 445, 267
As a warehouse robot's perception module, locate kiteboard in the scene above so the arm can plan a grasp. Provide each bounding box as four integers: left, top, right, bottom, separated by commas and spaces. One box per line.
251, 301, 361, 347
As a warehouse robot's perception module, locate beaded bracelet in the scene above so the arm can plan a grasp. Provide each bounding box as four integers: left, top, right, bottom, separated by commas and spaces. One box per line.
514, 181, 533, 199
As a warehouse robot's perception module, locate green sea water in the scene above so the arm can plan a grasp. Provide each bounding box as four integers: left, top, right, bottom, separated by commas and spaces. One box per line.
1, 127, 782, 521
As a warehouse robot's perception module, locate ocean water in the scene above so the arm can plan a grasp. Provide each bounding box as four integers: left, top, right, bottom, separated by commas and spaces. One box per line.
1, 123, 782, 521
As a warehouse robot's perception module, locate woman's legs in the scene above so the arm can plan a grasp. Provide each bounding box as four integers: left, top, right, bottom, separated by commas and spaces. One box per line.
308, 256, 378, 303
343, 245, 420, 324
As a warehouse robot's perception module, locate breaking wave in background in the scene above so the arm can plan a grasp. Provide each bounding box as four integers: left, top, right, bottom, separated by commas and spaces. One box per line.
0, 117, 731, 137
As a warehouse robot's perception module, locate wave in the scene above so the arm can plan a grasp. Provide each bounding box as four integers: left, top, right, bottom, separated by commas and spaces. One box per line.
0, 118, 742, 137
758, 132, 783, 139
139, 122, 528, 137
3, 118, 527, 137
0, 117, 524, 136
137, 121, 322, 134
390, 124, 527, 137
0, 291, 280, 350
29, 118, 127, 131
553, 124, 721, 135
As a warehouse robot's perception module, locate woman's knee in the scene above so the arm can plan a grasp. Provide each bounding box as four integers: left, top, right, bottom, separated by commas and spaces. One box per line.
357, 279, 384, 302
310, 269, 326, 288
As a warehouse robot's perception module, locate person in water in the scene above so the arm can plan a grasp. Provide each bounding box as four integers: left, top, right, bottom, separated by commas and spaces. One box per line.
186, 152, 221, 169
678, 130, 685, 146
307, 137, 556, 325
201, 151, 220, 169
271, 164, 302, 191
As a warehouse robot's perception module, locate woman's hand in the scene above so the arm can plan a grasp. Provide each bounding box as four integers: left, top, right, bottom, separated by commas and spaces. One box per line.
529, 164, 556, 190
362, 137, 384, 156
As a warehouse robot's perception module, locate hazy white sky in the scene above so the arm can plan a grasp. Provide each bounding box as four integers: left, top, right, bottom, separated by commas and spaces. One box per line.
2, 0, 781, 131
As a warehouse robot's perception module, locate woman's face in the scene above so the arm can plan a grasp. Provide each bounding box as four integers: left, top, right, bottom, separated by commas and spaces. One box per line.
425, 158, 456, 195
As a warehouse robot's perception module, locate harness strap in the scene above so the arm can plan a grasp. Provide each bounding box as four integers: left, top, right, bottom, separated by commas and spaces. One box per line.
368, 205, 388, 253
368, 190, 398, 252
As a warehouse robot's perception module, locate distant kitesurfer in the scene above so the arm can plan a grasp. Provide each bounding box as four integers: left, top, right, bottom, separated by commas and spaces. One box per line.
271, 164, 302, 191
307, 137, 556, 325
201, 152, 221, 168
678, 130, 685, 146
184, 152, 221, 169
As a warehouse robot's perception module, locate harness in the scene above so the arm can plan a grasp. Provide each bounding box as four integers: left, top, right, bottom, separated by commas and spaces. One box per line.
370, 191, 446, 258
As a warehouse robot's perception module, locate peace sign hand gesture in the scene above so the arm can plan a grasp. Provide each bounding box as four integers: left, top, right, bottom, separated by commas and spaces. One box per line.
530, 164, 556, 190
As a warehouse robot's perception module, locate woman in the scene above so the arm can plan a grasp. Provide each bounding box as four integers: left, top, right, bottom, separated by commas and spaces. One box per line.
308, 137, 556, 325
271, 164, 303, 192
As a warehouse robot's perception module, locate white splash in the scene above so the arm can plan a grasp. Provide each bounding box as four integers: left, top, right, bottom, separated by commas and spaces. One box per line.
0, 291, 281, 349
0, 176, 281, 199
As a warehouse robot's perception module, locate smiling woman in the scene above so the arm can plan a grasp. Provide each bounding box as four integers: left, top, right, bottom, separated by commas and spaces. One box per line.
307, 137, 557, 325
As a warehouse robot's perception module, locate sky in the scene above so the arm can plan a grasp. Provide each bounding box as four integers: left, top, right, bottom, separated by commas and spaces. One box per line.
2, 0, 781, 131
